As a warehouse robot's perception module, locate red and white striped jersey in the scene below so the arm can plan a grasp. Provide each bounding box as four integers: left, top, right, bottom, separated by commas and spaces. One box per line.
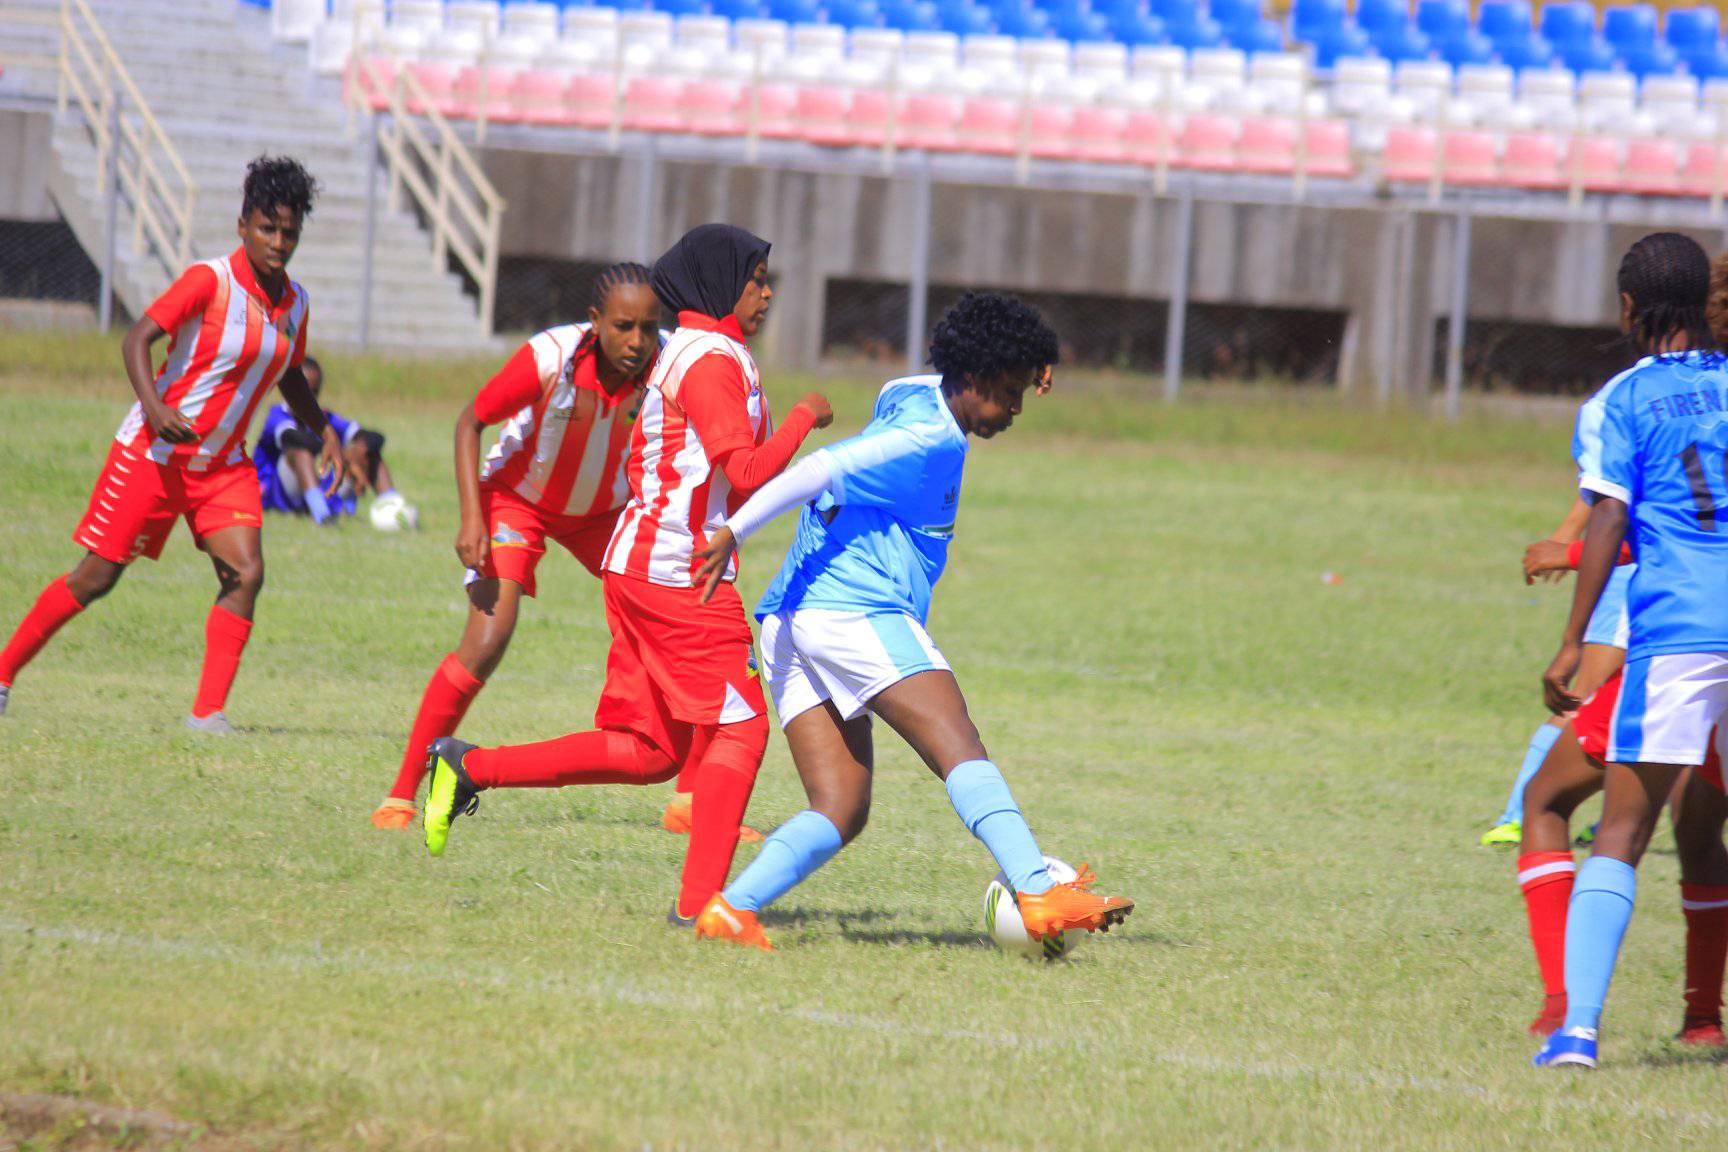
115, 249, 310, 471
477, 324, 654, 519
604, 315, 772, 587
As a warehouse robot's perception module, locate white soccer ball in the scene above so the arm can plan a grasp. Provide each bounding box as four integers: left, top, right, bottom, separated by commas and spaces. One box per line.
984, 855, 1082, 961
369, 493, 419, 533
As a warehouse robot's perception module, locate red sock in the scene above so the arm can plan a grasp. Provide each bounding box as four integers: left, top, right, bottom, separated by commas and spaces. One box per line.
0, 576, 85, 686
465, 728, 678, 789
1518, 851, 1576, 1006
390, 654, 486, 801
1681, 883, 1728, 1025
191, 605, 253, 718
676, 715, 767, 919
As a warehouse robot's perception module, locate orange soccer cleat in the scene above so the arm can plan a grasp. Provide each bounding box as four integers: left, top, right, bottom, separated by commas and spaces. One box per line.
694, 895, 773, 951
371, 799, 416, 830
1014, 865, 1134, 940
661, 795, 763, 842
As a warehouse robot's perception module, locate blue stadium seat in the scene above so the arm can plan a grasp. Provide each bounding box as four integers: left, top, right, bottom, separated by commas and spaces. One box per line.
1149, 0, 1197, 27
1108, 10, 1167, 44
1416, 0, 1468, 42
1209, 0, 1264, 32
1666, 8, 1720, 53
1687, 42, 1728, 77
769, 0, 823, 21
1439, 28, 1495, 66
652, 0, 710, 16
936, 0, 995, 33
1557, 35, 1618, 73
1164, 14, 1224, 48
1311, 22, 1372, 66
829, 0, 885, 24
1354, 0, 1408, 36
1602, 4, 1658, 51
991, 2, 1053, 37
711, 0, 770, 17
1619, 40, 1681, 77
880, 0, 940, 28
1289, 0, 1347, 43
1493, 30, 1555, 70
1372, 22, 1432, 62
1476, 0, 1532, 43
1227, 18, 1284, 53
1051, 7, 1114, 42
1538, 1, 1596, 47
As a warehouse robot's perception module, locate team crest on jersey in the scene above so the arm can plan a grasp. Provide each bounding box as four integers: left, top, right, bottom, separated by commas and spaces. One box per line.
282, 316, 297, 342
491, 522, 529, 548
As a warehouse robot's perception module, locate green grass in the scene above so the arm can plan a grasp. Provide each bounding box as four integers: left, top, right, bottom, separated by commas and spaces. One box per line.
0, 331, 1722, 1151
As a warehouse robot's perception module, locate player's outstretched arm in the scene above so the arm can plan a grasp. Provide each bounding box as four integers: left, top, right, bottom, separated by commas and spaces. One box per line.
1543, 496, 1629, 714
277, 364, 348, 497
120, 317, 195, 444
693, 452, 838, 601
453, 402, 489, 571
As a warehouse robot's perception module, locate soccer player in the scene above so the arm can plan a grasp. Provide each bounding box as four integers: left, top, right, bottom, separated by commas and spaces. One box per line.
255, 356, 412, 526
1534, 233, 1728, 1069
421, 225, 832, 925
371, 263, 666, 829
0, 156, 343, 731
685, 292, 1134, 951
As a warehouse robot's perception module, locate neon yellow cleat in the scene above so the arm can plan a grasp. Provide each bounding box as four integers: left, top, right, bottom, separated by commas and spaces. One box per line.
1480, 820, 1521, 848
423, 738, 481, 858
1575, 823, 1598, 847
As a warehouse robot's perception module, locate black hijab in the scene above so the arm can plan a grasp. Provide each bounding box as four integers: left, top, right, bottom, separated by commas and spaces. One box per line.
650, 224, 771, 322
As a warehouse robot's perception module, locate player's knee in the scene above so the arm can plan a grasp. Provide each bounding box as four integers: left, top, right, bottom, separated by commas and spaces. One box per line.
68, 560, 122, 603
810, 790, 869, 842
231, 556, 265, 596
280, 427, 321, 454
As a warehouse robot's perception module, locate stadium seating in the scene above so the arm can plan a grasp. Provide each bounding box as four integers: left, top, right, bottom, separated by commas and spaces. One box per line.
304, 0, 1728, 201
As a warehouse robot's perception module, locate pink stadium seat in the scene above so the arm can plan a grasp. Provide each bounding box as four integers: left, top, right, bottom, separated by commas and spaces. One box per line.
1123, 111, 1175, 166
957, 97, 1019, 155
848, 91, 891, 149
795, 86, 857, 147
1072, 107, 1128, 164
1621, 139, 1679, 195
1501, 132, 1564, 190
1236, 117, 1296, 174
1178, 115, 1238, 172
1027, 105, 1077, 160
510, 71, 570, 126
622, 77, 685, 133
1681, 142, 1728, 198
565, 73, 619, 129
744, 83, 799, 139
354, 57, 396, 112
1569, 136, 1622, 193
1300, 120, 1353, 178
1441, 131, 1499, 186
900, 94, 961, 152
405, 63, 460, 118
683, 80, 745, 136
453, 66, 520, 122
1382, 126, 1437, 184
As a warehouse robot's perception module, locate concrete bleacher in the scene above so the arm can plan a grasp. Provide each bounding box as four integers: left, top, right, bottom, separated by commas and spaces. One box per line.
272, 0, 1728, 201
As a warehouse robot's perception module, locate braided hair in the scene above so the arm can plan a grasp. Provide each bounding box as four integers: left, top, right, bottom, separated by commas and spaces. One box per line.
1617, 232, 1714, 354
592, 261, 652, 312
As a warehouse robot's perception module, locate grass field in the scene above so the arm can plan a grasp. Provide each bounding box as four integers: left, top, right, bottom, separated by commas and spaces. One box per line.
1, 330, 1724, 1151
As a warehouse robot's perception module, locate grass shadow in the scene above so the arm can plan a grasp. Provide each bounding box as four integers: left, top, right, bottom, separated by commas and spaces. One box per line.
1635, 1044, 1728, 1070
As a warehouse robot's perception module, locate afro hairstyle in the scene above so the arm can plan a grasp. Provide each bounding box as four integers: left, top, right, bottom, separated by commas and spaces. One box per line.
928, 291, 1060, 393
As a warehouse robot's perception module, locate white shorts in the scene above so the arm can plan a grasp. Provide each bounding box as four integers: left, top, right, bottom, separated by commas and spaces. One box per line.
758, 609, 951, 726
1609, 652, 1728, 766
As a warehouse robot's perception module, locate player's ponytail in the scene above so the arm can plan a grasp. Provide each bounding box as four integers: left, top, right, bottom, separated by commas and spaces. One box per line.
1618, 232, 1715, 356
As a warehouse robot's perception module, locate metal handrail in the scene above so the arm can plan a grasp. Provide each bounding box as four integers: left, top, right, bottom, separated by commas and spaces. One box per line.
347, 49, 506, 336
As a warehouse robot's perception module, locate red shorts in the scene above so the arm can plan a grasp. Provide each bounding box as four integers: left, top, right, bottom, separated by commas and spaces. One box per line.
593, 572, 766, 756
1575, 669, 1723, 792
72, 440, 262, 565
472, 485, 619, 597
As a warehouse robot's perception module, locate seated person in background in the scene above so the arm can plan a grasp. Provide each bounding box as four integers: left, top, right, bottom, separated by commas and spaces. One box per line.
255, 356, 415, 528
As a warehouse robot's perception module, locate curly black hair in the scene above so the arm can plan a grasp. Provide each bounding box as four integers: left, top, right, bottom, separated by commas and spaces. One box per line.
241, 155, 319, 221
928, 291, 1060, 392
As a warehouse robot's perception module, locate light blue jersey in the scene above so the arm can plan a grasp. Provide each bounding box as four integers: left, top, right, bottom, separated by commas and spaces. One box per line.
756, 375, 967, 624
1574, 349, 1728, 659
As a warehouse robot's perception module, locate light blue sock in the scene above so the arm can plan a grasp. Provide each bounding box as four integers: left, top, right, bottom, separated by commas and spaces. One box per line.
723, 810, 843, 914
945, 760, 1053, 895
303, 484, 332, 525
1561, 856, 1638, 1033
1500, 721, 1564, 826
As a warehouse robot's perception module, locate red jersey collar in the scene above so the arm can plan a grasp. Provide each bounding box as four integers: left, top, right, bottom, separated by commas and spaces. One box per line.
676, 311, 748, 346
228, 248, 297, 317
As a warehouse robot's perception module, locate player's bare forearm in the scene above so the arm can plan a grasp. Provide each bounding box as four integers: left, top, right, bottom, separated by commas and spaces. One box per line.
1549, 496, 1592, 543
453, 403, 488, 569
1564, 499, 1628, 646
276, 365, 329, 437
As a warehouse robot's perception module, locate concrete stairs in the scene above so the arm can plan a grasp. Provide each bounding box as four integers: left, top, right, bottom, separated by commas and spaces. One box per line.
2, 0, 495, 352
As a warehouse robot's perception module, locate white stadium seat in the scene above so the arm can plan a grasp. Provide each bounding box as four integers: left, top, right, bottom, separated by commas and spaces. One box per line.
733, 19, 791, 63
849, 28, 906, 68
677, 15, 733, 53
444, 2, 500, 38
562, 6, 619, 44
1072, 42, 1127, 83
502, 3, 559, 39
903, 31, 961, 70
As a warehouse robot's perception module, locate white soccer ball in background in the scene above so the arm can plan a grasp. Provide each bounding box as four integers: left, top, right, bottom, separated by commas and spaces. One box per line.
984, 855, 1082, 961
369, 492, 419, 533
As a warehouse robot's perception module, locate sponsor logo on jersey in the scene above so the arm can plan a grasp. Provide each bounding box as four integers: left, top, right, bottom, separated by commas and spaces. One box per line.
492, 522, 529, 548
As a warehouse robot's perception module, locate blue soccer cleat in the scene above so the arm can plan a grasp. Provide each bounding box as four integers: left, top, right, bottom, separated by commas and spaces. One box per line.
1533, 1026, 1598, 1068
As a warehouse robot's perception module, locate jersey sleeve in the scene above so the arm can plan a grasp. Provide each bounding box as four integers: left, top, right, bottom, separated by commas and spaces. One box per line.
144, 264, 218, 332
473, 343, 546, 425
677, 354, 757, 459
1576, 381, 1638, 505
817, 423, 934, 509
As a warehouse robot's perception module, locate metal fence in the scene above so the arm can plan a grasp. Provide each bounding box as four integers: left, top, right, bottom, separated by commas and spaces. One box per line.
0, 216, 111, 325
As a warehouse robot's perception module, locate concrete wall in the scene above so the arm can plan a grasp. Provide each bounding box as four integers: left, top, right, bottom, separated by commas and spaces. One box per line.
0, 109, 57, 221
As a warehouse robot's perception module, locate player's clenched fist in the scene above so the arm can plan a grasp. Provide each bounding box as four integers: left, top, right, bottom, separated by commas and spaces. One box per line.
796, 392, 834, 429
454, 515, 490, 572
145, 402, 198, 444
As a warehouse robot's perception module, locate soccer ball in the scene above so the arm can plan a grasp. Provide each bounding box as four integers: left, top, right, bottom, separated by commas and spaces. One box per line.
369, 492, 419, 532
984, 856, 1082, 961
